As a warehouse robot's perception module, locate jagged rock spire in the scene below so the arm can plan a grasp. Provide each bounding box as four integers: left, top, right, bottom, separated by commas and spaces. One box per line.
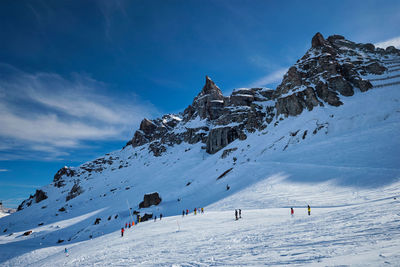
198, 75, 224, 98
311, 32, 327, 48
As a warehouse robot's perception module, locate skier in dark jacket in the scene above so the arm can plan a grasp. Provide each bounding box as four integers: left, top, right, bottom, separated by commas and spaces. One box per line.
239, 209, 242, 218
154, 216, 157, 222
160, 214, 162, 220
182, 210, 185, 216
235, 209, 238, 220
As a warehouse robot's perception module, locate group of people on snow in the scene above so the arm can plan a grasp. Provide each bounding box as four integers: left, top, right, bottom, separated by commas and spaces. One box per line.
290, 205, 311, 217
235, 209, 242, 220
121, 213, 163, 237
182, 207, 204, 216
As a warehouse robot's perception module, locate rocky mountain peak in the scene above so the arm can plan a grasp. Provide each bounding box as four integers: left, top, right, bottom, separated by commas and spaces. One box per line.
311, 32, 327, 48
119, 33, 400, 158
200, 75, 223, 97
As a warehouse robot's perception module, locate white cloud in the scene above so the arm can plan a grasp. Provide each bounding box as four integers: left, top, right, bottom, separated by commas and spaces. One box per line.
0, 63, 158, 160
249, 68, 288, 88
375, 36, 400, 49
0, 169, 8, 172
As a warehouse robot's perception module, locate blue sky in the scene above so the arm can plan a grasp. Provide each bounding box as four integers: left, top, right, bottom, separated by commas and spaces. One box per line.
1, 0, 399, 207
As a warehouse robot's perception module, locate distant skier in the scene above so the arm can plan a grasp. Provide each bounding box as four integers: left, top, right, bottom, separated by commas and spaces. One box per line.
154, 216, 157, 222
121, 227, 124, 237
290, 207, 294, 217
201, 207, 204, 214
186, 209, 189, 215
194, 208, 197, 215
235, 209, 238, 220
160, 214, 162, 220
226, 184, 230, 191
125, 223, 127, 228
128, 223, 131, 228
182, 210, 185, 217
239, 209, 242, 219
307, 205, 311, 216
64, 248, 69, 257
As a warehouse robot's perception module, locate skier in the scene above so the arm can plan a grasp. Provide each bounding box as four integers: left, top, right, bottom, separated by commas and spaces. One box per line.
160, 213, 162, 220
132, 221, 135, 226
125, 223, 127, 228
128, 223, 131, 228
235, 209, 238, 220
239, 209, 242, 219
182, 210, 185, 217
194, 208, 197, 215
64, 248, 69, 257
186, 209, 189, 215
121, 227, 124, 237
201, 207, 204, 214
154, 216, 157, 222
290, 207, 294, 217
307, 205, 311, 216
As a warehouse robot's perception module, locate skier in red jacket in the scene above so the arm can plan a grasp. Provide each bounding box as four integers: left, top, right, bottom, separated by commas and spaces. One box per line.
291, 207, 294, 217
121, 227, 124, 237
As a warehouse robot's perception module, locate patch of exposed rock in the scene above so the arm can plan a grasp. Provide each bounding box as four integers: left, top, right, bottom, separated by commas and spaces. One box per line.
139, 192, 162, 209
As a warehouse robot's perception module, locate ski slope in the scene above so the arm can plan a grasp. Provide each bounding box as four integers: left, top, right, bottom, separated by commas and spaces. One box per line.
1, 176, 400, 266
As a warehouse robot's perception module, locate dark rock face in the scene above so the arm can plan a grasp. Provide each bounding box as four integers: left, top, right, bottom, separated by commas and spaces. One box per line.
53, 167, 75, 188
206, 127, 242, 154
66, 183, 84, 202
139, 192, 162, 209
34, 190, 48, 203
191, 76, 225, 121
311, 32, 327, 48
140, 213, 153, 222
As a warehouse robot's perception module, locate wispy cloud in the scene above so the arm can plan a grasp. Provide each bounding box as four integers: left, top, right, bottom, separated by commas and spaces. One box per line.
375, 36, 400, 49
249, 68, 288, 88
0, 169, 8, 172
0, 182, 40, 188
0, 63, 157, 160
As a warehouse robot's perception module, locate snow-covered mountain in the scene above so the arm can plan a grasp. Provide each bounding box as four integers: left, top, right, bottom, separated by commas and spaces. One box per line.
1, 33, 400, 266
0, 202, 15, 219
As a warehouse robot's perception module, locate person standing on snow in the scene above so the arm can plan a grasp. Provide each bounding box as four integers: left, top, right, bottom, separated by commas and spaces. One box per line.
307, 205, 311, 216
182, 210, 185, 216
239, 209, 242, 218
121, 227, 124, 237
290, 207, 294, 217
235, 209, 238, 220
160, 214, 162, 220
194, 208, 197, 215
186, 209, 189, 215
201, 207, 204, 214
154, 216, 157, 222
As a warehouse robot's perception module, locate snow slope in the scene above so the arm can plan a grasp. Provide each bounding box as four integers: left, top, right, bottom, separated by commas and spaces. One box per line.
2, 177, 400, 266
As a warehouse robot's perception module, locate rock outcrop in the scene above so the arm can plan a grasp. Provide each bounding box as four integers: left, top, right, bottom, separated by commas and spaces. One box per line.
139, 192, 162, 209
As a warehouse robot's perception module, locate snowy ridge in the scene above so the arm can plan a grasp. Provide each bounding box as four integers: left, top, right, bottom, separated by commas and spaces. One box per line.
1, 33, 400, 266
